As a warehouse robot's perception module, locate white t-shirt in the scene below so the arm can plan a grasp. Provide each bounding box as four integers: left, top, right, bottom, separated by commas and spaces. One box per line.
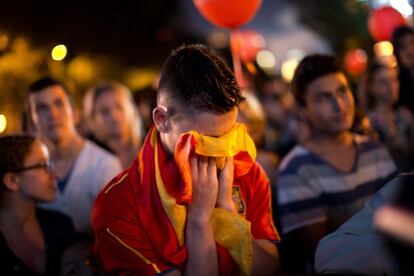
41, 141, 123, 234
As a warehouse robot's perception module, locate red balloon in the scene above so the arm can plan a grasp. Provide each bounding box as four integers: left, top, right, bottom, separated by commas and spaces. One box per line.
344, 49, 367, 76
368, 6, 406, 41
231, 30, 265, 62
193, 0, 262, 29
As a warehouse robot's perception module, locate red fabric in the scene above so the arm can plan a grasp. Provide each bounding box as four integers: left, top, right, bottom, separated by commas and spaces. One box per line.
92, 127, 279, 275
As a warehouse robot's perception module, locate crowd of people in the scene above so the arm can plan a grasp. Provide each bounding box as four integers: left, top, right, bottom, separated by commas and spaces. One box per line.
1, 26, 414, 275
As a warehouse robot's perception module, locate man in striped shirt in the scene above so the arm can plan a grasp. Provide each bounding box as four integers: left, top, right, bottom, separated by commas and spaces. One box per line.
275, 54, 398, 272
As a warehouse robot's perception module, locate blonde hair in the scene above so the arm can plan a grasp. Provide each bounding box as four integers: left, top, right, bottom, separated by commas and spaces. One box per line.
83, 80, 143, 151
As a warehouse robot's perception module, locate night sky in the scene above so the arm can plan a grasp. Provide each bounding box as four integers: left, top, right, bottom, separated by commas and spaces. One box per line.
0, 0, 199, 66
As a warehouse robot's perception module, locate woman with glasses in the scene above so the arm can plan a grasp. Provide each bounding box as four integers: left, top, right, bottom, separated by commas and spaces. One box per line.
0, 134, 75, 275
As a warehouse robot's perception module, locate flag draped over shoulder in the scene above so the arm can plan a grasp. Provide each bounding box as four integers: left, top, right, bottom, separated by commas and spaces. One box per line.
138, 123, 256, 275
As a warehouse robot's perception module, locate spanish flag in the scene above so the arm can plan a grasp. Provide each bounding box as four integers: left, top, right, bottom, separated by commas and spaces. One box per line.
93, 124, 279, 275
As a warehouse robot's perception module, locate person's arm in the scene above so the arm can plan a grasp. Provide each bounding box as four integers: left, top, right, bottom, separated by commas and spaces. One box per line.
183, 156, 219, 276
315, 177, 402, 275
92, 171, 176, 275
251, 239, 279, 275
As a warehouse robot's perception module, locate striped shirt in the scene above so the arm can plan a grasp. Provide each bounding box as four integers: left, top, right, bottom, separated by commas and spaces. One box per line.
276, 135, 398, 234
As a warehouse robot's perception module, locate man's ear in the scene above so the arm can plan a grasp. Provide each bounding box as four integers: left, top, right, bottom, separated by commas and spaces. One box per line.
2, 173, 20, 192
153, 107, 169, 133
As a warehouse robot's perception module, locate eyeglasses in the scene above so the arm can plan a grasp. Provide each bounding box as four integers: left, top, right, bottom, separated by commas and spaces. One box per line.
13, 161, 55, 173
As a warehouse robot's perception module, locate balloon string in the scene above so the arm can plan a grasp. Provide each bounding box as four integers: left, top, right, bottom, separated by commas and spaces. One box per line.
230, 30, 244, 88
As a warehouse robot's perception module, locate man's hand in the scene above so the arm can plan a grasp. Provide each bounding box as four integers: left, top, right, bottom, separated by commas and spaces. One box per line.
185, 155, 219, 276
216, 157, 237, 213
188, 155, 219, 222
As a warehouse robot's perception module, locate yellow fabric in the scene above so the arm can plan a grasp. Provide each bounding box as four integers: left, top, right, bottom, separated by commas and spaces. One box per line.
188, 122, 256, 169
151, 130, 187, 247
211, 208, 253, 276
152, 127, 253, 275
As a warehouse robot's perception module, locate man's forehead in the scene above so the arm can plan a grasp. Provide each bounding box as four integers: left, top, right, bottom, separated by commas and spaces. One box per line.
308, 73, 348, 94
31, 85, 67, 103
185, 108, 238, 137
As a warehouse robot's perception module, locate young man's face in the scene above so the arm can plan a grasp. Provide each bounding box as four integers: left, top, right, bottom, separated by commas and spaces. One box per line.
370, 67, 399, 104
398, 33, 414, 70
303, 72, 355, 136
261, 79, 293, 127
157, 100, 238, 156
30, 85, 76, 144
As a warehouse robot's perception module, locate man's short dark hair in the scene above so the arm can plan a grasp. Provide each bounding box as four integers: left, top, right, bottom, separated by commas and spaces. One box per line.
27, 76, 74, 106
292, 54, 341, 106
158, 44, 245, 114
392, 26, 414, 62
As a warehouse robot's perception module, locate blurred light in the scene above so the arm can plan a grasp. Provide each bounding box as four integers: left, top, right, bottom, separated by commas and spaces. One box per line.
287, 48, 305, 60
374, 41, 394, 57
51, 44, 67, 61
245, 61, 257, 75
0, 114, 6, 133
250, 33, 266, 49
378, 55, 398, 67
281, 58, 299, 82
67, 56, 94, 83
124, 68, 158, 91
355, 49, 368, 63
390, 0, 413, 17
0, 34, 9, 51
207, 30, 229, 48
256, 50, 276, 69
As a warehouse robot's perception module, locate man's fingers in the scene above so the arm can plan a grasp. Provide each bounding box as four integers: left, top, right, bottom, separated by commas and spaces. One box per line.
190, 154, 198, 180
198, 156, 208, 180
207, 157, 217, 179
224, 157, 234, 172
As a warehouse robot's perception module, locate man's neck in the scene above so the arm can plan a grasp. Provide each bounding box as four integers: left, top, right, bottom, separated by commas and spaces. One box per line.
306, 130, 353, 152
51, 132, 84, 161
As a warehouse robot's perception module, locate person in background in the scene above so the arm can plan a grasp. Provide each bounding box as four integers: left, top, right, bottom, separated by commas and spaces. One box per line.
26, 77, 122, 234
359, 59, 414, 172
276, 54, 398, 273
257, 77, 299, 158
238, 92, 279, 185
392, 26, 414, 114
133, 85, 158, 135
0, 134, 75, 275
83, 80, 144, 169
315, 172, 414, 275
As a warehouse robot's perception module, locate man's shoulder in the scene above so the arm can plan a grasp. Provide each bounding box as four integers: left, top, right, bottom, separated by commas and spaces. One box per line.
82, 140, 119, 161
94, 168, 138, 215
278, 145, 317, 175
97, 163, 139, 199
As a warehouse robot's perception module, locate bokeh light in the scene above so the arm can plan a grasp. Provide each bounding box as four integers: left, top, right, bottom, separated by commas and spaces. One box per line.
0, 114, 7, 133
51, 44, 67, 61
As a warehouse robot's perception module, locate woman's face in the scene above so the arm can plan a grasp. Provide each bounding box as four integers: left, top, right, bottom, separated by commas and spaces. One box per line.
18, 141, 57, 203
370, 67, 400, 104
94, 90, 130, 140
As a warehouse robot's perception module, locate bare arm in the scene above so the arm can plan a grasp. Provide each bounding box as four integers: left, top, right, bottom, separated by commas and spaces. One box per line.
184, 156, 219, 276
251, 239, 279, 275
